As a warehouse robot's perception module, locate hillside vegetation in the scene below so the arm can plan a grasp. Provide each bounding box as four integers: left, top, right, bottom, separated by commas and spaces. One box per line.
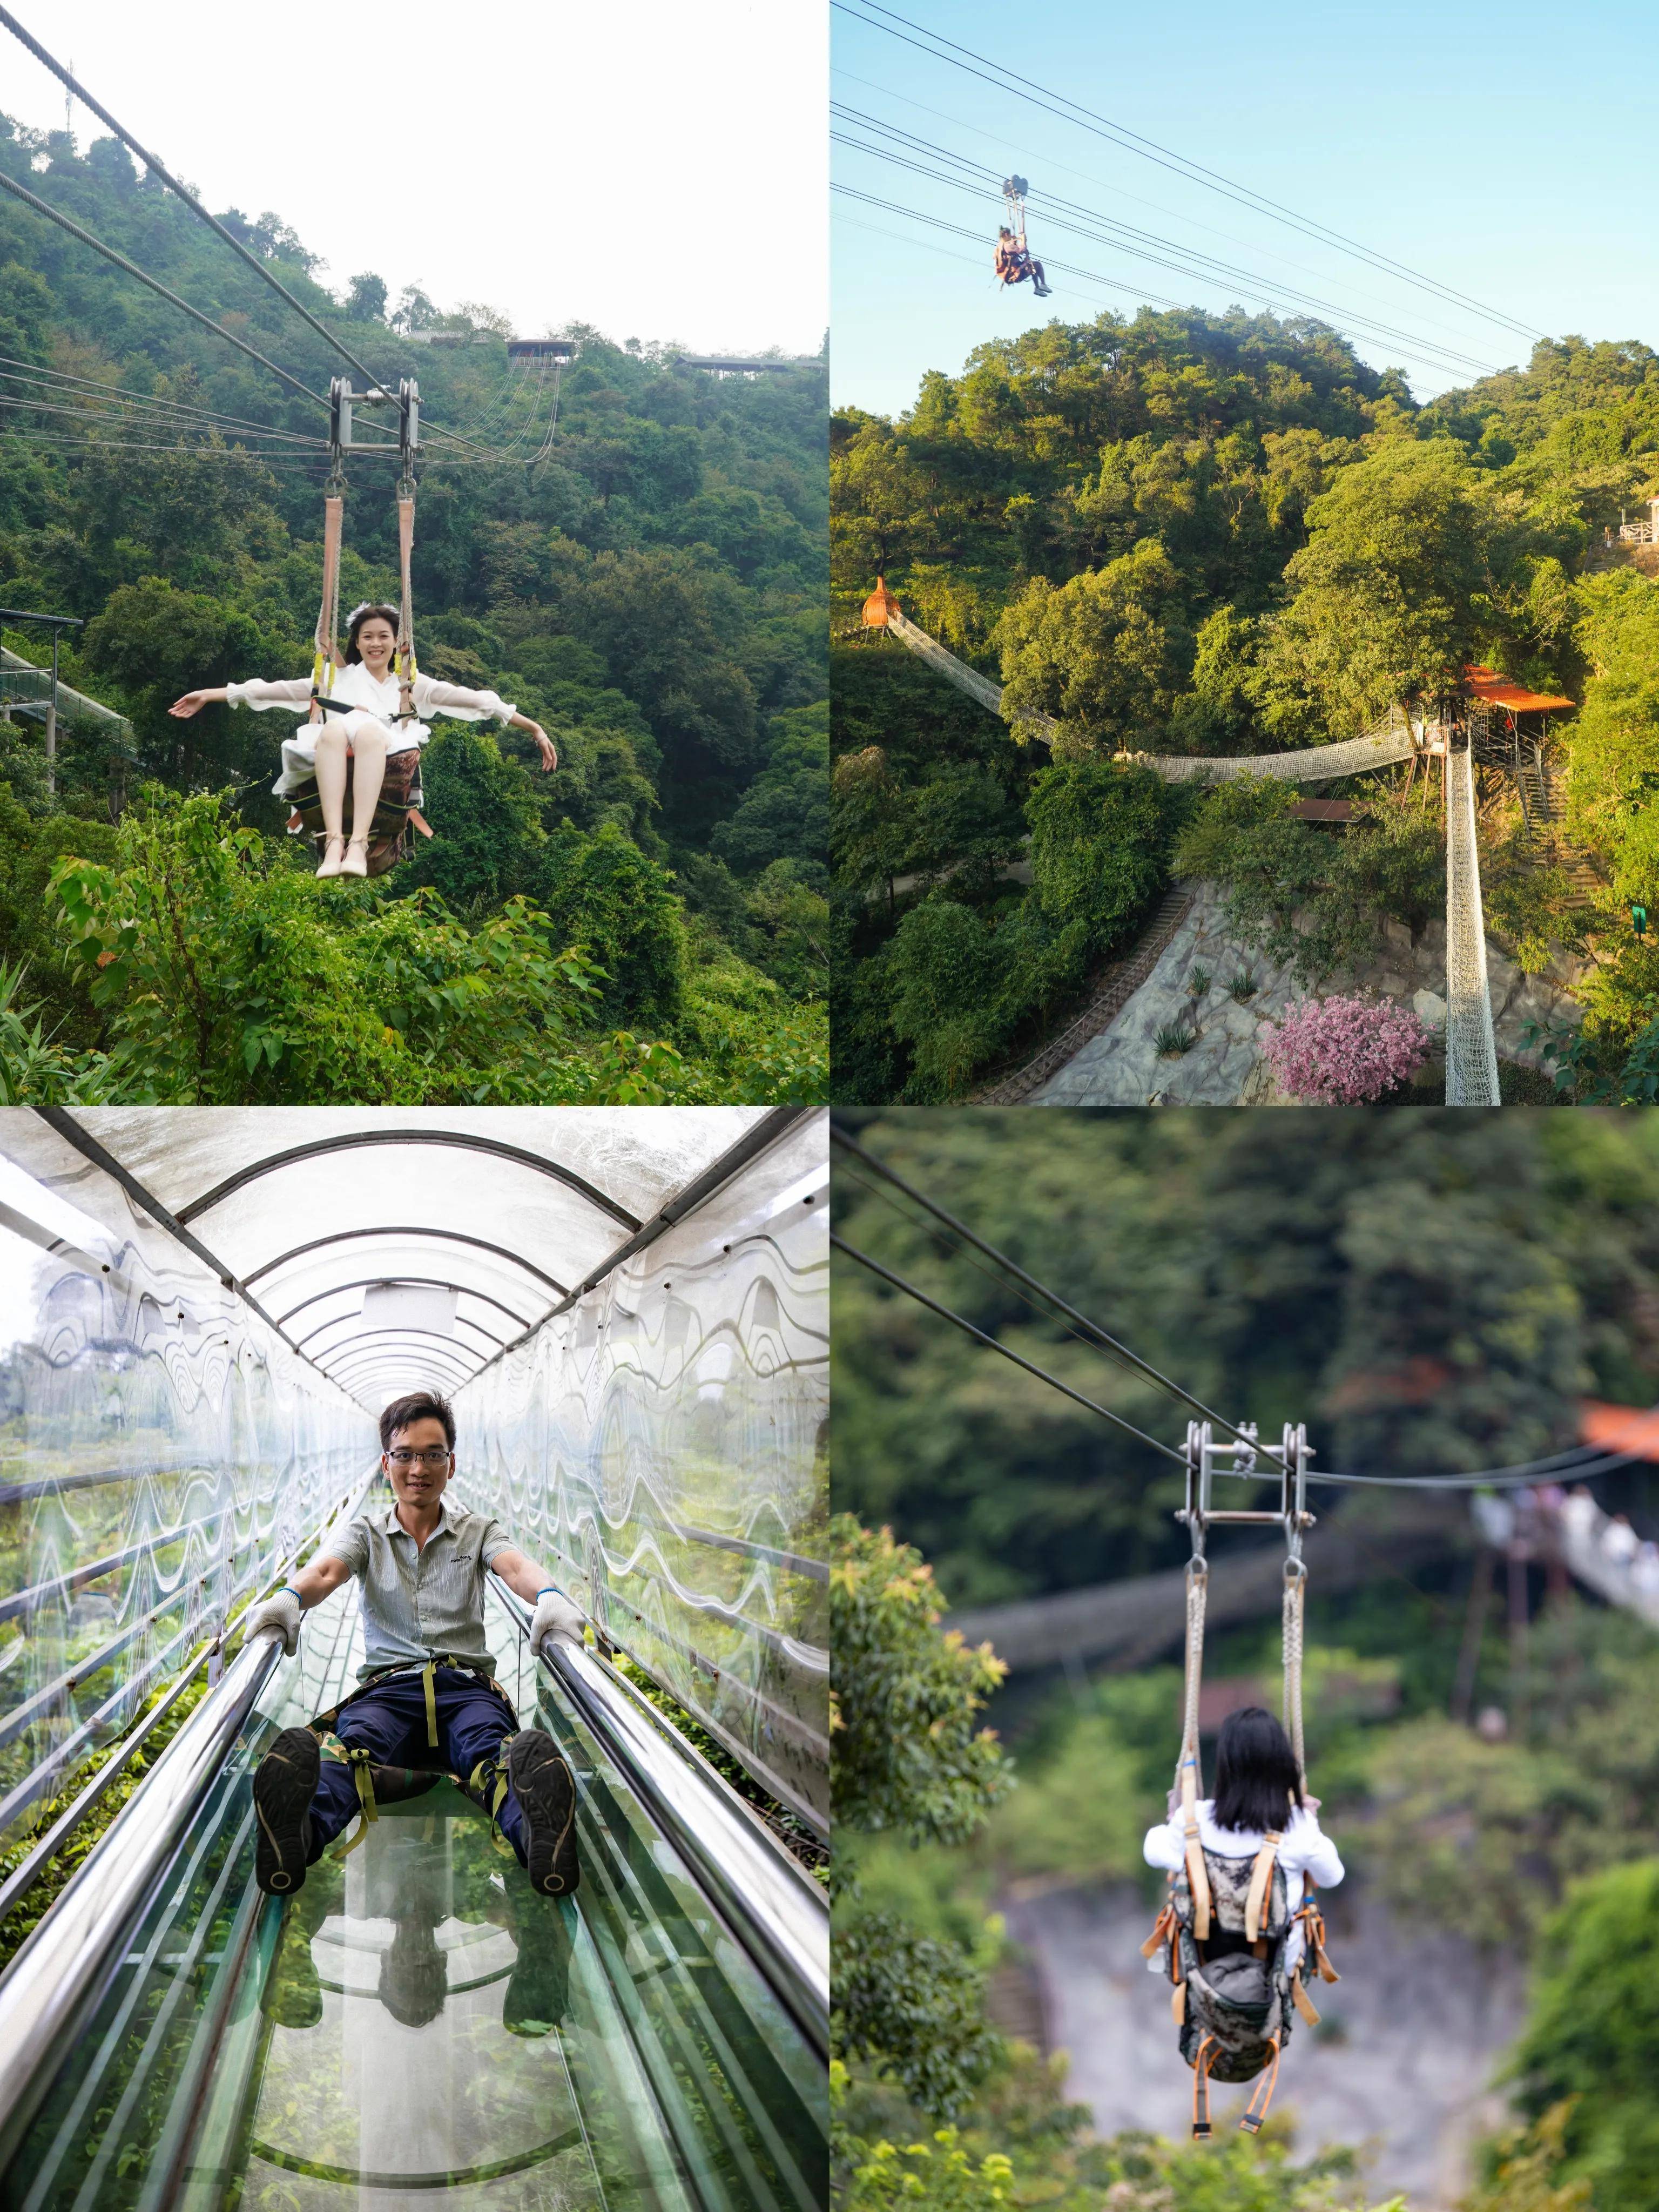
832, 309, 1659, 1101
0, 113, 827, 1103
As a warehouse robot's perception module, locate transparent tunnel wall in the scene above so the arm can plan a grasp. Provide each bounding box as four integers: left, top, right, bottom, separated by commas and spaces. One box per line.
456, 1115, 830, 1831
0, 1114, 371, 1851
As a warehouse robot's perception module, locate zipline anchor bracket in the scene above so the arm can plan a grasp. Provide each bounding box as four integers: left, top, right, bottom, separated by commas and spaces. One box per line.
1178, 1420, 1315, 1550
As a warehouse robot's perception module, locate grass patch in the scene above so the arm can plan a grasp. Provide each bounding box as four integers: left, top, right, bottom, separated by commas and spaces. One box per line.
1155, 1022, 1196, 1057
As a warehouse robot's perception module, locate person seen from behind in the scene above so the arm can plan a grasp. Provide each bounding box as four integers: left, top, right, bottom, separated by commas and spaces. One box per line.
1143, 1705, 1343, 1974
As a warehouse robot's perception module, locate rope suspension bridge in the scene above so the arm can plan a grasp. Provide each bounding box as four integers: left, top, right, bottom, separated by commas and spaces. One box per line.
857, 579, 1565, 1108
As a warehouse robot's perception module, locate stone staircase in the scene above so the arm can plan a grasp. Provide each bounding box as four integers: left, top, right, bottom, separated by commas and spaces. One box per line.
1516, 750, 1602, 907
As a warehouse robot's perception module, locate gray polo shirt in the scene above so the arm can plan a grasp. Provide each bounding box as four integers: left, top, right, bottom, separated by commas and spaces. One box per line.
320, 1499, 515, 1680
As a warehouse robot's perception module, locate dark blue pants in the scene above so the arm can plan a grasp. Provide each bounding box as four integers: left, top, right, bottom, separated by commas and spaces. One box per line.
306, 1666, 527, 1865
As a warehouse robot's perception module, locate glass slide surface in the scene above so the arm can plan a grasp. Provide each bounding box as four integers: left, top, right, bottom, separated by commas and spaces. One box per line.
4, 1572, 826, 2212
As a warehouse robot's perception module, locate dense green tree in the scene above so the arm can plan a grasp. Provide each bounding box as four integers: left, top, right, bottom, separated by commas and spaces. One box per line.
0, 109, 827, 1101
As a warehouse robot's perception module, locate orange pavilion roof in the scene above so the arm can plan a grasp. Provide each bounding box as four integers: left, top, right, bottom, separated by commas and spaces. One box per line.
862, 576, 900, 628
1464, 664, 1574, 713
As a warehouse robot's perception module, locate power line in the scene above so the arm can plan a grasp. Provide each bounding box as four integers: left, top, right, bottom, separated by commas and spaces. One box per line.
831, 1228, 1186, 1464
834, 110, 1506, 381
0, 5, 394, 396
0, 168, 328, 409
833, 0, 1547, 346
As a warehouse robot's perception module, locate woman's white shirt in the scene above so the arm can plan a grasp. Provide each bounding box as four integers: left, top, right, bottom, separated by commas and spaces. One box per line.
1143, 1800, 1341, 1976
1142, 1800, 1344, 1892
226, 665, 517, 751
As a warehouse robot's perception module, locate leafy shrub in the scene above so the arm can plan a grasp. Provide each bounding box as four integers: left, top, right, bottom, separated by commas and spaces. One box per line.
1262, 994, 1431, 1103
834, 1914, 1005, 2121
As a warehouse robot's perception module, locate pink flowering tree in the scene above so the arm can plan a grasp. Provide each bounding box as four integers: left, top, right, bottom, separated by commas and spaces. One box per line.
1262, 994, 1432, 1105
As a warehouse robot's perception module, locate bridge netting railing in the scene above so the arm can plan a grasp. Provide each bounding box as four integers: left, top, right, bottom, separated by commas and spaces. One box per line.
1444, 741, 1502, 1106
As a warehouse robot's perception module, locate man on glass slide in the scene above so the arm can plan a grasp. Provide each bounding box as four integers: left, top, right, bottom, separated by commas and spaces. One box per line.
243, 1390, 584, 1899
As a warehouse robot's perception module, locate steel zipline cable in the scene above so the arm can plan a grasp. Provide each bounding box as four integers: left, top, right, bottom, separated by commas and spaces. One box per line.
833, 0, 1548, 346
832, 114, 1506, 381
832, 1128, 1659, 1498
829, 1228, 1186, 1464
0, 11, 557, 466
0, 167, 331, 408
833, 62, 1520, 365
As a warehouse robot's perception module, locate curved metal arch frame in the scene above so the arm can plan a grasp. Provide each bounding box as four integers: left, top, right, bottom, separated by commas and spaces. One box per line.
248, 1227, 569, 1301
297, 1310, 506, 1357
175, 1131, 642, 1234
325, 1345, 480, 1380
323, 1344, 479, 1390
311, 1325, 491, 1368
323, 1359, 478, 1402
280, 1278, 532, 1336
309, 1335, 495, 1385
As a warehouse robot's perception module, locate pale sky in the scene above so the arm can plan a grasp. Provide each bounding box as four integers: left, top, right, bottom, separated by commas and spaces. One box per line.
834, 0, 1659, 417
2, 0, 827, 356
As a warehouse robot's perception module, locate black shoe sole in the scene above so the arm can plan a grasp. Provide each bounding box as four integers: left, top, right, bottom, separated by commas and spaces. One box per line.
507, 1731, 579, 1897
254, 1726, 320, 1896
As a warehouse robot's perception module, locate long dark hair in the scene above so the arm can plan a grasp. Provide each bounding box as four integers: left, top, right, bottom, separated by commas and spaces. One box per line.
345, 603, 401, 665
1210, 1705, 1303, 1834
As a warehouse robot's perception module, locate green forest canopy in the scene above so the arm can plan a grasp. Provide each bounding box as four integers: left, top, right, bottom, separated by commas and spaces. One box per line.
832, 308, 1659, 1102
832, 1108, 1659, 1609
0, 113, 827, 1103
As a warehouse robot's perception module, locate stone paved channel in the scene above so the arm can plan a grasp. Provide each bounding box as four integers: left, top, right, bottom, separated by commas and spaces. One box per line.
1031, 880, 1586, 1106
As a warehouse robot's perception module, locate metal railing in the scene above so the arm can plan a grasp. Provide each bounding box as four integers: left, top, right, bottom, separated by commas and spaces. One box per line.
1444, 741, 1502, 1105
488, 1573, 830, 2059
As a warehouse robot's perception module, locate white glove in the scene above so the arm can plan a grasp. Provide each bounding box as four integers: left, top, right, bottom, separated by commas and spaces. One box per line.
245, 1588, 301, 1656
529, 1588, 585, 1655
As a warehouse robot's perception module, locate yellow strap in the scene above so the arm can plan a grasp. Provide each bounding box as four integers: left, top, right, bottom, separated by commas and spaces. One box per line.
1244, 1831, 1281, 1944
423, 1660, 439, 1750
1171, 1979, 1186, 2025
1292, 1977, 1321, 2026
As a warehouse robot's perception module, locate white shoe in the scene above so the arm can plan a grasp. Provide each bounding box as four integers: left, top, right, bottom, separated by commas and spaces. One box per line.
315, 834, 347, 879
341, 838, 370, 879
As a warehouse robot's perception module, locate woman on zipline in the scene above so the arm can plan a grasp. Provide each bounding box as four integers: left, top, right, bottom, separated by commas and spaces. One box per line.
169, 602, 558, 878
1143, 1706, 1343, 1978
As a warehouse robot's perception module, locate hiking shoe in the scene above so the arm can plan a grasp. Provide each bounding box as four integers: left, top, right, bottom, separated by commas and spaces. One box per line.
503, 1898, 572, 2036
505, 1731, 579, 1897
254, 1726, 320, 1896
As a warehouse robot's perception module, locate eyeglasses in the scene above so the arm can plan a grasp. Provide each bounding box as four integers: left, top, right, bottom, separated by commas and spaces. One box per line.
386, 1448, 453, 1468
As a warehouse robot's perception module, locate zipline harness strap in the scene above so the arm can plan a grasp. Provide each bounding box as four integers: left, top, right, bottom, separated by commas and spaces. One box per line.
1239, 2038, 1282, 2135
395, 485, 418, 724
1191, 2036, 1215, 2140
1283, 1555, 1307, 1787
466, 1735, 523, 1861
318, 1731, 379, 1859
309, 488, 345, 724
1177, 1554, 1212, 1939
1244, 1828, 1282, 1945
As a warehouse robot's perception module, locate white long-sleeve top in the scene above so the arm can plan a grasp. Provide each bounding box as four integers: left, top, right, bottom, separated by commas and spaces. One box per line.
1144, 1799, 1343, 1970
227, 664, 517, 759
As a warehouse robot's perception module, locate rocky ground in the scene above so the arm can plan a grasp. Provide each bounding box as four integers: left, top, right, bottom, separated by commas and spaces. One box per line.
1032, 880, 1586, 1106
1001, 1877, 1526, 2209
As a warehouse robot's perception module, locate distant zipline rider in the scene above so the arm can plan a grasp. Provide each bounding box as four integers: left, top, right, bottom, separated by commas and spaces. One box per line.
994, 174, 1050, 298
244, 1389, 586, 1899
1140, 1422, 1342, 2137
167, 375, 557, 877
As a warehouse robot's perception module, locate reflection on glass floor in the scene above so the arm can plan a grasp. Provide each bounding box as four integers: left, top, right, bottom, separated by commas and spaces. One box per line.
230, 1791, 677, 2212
4, 1580, 824, 2212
